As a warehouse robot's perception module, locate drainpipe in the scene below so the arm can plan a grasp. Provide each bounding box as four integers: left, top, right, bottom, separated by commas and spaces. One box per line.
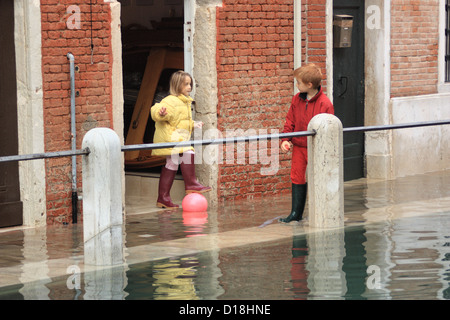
67, 52, 77, 224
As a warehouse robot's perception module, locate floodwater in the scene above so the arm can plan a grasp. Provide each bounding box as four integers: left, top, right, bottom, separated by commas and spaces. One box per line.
0, 170, 449, 301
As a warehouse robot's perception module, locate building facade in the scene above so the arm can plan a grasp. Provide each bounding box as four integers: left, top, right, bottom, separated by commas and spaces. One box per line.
1, 0, 449, 227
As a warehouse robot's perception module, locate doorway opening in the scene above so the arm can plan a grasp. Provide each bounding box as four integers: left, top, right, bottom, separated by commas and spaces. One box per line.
120, 0, 186, 175
0, 0, 23, 228
332, 0, 365, 181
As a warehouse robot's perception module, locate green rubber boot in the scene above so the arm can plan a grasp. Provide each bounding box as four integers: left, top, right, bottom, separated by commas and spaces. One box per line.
279, 183, 307, 223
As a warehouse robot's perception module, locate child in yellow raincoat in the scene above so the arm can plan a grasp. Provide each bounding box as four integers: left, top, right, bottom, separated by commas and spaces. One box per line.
151, 70, 211, 208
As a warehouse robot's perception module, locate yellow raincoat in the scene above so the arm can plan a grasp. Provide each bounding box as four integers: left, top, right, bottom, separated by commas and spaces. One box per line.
150, 94, 195, 156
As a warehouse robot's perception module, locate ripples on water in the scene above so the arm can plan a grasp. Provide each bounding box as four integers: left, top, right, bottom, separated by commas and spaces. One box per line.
1, 212, 448, 300
1, 172, 449, 300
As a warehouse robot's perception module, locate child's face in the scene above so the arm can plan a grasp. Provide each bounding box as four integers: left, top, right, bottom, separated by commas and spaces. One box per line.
296, 79, 313, 93
181, 76, 192, 96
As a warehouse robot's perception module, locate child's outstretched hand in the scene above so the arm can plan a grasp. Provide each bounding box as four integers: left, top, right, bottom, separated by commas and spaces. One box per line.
158, 107, 168, 117
194, 121, 203, 129
281, 141, 293, 153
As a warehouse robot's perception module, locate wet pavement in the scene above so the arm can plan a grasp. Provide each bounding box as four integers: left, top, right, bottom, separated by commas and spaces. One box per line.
0, 170, 449, 300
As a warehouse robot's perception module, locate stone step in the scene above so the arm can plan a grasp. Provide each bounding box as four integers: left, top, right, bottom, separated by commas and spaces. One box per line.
125, 172, 185, 213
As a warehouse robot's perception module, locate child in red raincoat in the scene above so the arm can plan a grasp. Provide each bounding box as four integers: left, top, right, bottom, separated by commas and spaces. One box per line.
279, 64, 334, 223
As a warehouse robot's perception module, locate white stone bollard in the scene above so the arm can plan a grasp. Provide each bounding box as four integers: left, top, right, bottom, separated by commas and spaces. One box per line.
82, 128, 124, 266
307, 114, 344, 229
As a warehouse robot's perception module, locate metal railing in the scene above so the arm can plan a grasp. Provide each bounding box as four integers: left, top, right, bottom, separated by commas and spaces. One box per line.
1, 119, 450, 163
0, 148, 90, 163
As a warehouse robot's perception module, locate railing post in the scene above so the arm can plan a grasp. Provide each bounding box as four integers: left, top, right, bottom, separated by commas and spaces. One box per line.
307, 114, 344, 229
82, 128, 124, 266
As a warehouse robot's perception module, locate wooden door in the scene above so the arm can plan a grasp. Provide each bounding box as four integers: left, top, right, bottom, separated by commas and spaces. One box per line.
0, 0, 23, 227
333, 0, 365, 181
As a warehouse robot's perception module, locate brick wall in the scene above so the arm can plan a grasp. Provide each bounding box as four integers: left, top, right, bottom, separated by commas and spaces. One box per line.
41, 0, 113, 224
216, 0, 295, 202
390, 0, 439, 97
215, 0, 330, 202
302, 0, 328, 90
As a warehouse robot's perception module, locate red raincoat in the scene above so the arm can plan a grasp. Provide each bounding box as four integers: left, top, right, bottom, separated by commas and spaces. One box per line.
281, 86, 334, 184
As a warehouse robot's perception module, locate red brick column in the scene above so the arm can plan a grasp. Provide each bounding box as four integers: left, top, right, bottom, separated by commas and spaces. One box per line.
302, 0, 328, 89
41, 0, 113, 224
216, 0, 294, 202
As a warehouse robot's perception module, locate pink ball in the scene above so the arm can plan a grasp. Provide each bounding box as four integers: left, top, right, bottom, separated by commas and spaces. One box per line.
182, 193, 208, 212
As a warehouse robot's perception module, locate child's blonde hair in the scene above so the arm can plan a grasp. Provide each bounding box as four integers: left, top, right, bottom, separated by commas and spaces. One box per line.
294, 63, 323, 89
169, 70, 193, 96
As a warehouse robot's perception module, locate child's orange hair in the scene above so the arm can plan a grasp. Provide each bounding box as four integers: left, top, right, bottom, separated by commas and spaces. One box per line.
294, 63, 323, 89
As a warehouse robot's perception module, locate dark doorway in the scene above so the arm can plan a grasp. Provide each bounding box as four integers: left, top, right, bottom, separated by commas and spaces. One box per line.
333, 0, 365, 181
0, 0, 23, 227
120, 0, 185, 173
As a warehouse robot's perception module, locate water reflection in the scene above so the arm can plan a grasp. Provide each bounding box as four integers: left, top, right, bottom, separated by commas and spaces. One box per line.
290, 228, 373, 300
84, 266, 128, 300
153, 257, 199, 299
19, 227, 50, 299
2, 215, 450, 300
290, 237, 309, 299
1, 171, 450, 300
124, 252, 224, 300
385, 213, 450, 299
182, 211, 208, 238
342, 227, 368, 299
305, 230, 346, 299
